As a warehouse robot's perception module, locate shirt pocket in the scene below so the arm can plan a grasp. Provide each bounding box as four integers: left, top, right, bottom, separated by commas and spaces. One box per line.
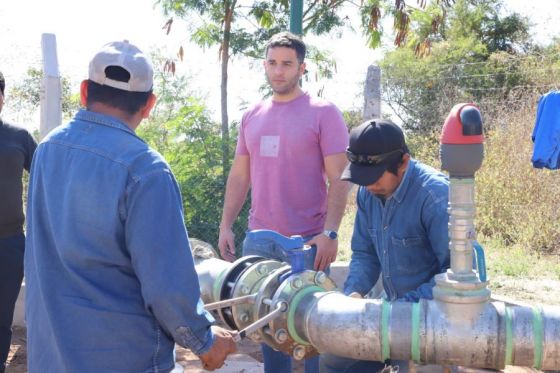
391, 235, 433, 274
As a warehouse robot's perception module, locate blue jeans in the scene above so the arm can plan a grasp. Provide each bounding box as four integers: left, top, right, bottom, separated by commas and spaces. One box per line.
0, 233, 25, 367
320, 354, 410, 373
242, 232, 320, 373
319, 353, 387, 373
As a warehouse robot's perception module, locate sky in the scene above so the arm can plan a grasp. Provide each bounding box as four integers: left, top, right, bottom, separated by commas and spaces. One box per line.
1, 0, 559, 130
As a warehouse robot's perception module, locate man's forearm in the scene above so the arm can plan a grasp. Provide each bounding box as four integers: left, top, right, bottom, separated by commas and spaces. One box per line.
220, 176, 250, 229
220, 155, 251, 229
323, 179, 351, 231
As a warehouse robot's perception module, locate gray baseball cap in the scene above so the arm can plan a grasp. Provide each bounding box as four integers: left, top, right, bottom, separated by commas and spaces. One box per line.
88, 40, 153, 92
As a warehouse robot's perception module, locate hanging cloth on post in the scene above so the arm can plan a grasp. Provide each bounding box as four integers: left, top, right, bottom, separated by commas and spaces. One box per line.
531, 90, 560, 169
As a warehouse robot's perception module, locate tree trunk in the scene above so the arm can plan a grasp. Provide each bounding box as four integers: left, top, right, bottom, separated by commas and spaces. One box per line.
220, 0, 235, 182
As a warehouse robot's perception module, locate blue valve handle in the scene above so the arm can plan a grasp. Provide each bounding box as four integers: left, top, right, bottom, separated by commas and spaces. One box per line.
246, 230, 310, 274
247, 230, 304, 250
472, 240, 487, 282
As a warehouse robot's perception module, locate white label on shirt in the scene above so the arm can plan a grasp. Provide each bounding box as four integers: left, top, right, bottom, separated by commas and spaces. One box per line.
260, 136, 280, 157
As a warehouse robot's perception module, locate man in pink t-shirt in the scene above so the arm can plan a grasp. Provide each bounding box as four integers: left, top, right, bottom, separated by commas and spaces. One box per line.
218, 32, 350, 373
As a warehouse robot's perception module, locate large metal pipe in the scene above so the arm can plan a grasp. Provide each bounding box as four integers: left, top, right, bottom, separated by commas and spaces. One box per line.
302, 292, 560, 371
194, 256, 560, 371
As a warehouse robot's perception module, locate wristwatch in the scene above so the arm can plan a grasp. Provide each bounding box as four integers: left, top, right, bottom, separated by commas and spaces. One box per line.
323, 229, 338, 240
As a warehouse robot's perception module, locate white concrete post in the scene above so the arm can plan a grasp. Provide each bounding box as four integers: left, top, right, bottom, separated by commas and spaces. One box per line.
14, 34, 63, 327
40, 33, 62, 138
363, 65, 381, 120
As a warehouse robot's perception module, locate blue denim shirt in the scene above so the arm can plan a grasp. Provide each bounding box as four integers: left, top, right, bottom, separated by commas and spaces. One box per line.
343, 160, 450, 302
25, 110, 215, 373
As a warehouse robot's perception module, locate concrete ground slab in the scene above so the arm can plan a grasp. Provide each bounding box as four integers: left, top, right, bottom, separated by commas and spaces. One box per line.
179, 357, 264, 373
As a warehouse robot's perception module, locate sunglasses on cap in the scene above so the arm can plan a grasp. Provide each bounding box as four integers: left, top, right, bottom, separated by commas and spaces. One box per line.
346, 148, 403, 166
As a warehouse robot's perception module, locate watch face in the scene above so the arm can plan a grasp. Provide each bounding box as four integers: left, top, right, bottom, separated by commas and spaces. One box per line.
325, 230, 337, 240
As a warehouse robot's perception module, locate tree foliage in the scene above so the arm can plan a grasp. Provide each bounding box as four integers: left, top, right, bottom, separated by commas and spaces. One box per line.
379, 0, 535, 133
8, 67, 80, 123
157, 0, 352, 180
156, 0, 457, 180
138, 63, 249, 252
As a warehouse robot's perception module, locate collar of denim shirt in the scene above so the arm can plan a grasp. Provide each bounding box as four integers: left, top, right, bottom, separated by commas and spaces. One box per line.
75, 109, 144, 142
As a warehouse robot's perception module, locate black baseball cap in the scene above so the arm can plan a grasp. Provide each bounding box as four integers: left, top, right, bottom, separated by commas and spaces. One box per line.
0, 71, 4, 95
341, 119, 408, 186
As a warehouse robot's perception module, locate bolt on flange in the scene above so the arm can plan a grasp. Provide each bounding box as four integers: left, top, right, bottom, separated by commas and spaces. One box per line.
314, 271, 327, 285
274, 329, 289, 343
292, 345, 307, 360
292, 278, 303, 289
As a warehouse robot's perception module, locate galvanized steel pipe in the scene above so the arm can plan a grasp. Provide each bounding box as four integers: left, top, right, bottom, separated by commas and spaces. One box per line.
447, 178, 477, 279
300, 292, 560, 371
194, 256, 560, 371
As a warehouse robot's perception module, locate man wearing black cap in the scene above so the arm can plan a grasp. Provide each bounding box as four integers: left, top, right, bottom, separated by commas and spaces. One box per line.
320, 119, 450, 373
0, 71, 37, 373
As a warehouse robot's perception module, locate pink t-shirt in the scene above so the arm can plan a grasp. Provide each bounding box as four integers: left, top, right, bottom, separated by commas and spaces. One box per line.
236, 93, 349, 236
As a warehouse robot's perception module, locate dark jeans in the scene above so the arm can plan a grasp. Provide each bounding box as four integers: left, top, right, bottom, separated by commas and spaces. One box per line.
0, 233, 25, 367
243, 232, 320, 373
320, 353, 387, 373
320, 353, 410, 373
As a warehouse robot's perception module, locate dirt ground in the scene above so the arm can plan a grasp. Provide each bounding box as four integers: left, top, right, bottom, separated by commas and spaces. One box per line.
7, 276, 560, 373
6, 327, 25, 373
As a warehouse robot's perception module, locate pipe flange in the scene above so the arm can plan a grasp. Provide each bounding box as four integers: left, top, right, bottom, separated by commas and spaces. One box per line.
436, 271, 488, 289
252, 265, 292, 346
434, 272, 491, 304
217, 255, 267, 328
269, 270, 336, 358
231, 260, 284, 331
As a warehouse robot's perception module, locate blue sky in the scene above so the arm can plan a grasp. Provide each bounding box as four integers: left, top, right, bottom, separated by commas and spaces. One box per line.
1, 0, 559, 130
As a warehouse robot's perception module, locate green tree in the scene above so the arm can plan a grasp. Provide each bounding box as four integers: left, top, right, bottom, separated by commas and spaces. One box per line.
379, 0, 532, 133
156, 0, 455, 175
157, 0, 347, 180
342, 109, 364, 130
138, 64, 249, 252
446, 0, 531, 54
9, 67, 80, 123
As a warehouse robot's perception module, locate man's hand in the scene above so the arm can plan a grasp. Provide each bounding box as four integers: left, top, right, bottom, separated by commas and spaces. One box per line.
307, 233, 338, 271
199, 326, 237, 371
218, 227, 237, 262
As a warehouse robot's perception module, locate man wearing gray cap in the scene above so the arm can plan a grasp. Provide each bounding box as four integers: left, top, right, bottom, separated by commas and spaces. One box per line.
0, 71, 37, 373
25, 41, 236, 372
320, 119, 450, 373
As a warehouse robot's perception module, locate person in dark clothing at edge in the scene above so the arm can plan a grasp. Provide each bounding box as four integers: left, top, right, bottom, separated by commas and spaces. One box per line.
320, 119, 450, 373
0, 71, 37, 373
24, 41, 236, 372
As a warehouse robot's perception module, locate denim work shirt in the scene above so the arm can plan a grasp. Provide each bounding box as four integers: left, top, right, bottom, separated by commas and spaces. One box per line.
25, 110, 215, 373
344, 160, 450, 302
